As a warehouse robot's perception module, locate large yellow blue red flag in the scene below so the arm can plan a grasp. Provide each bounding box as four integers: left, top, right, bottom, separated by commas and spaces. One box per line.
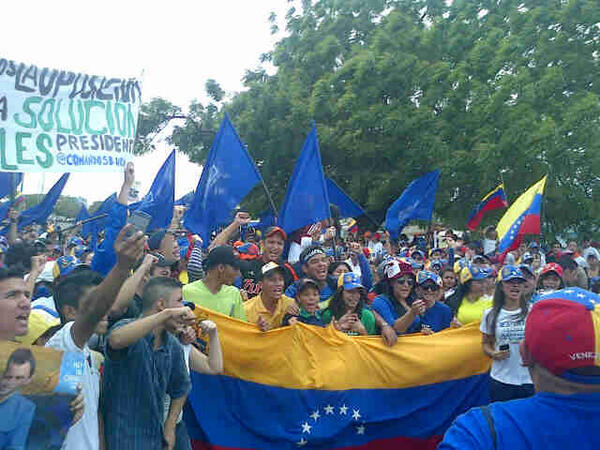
496, 176, 547, 253
186, 307, 491, 449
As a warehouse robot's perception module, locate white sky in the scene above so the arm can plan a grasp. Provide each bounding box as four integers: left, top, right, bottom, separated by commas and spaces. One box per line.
3, 0, 288, 203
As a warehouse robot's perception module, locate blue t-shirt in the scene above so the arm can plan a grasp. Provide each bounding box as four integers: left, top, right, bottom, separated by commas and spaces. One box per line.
371, 294, 418, 334
408, 301, 453, 333
440, 392, 600, 450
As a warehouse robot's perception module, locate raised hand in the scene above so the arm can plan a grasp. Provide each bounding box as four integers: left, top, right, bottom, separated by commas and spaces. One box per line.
114, 225, 146, 268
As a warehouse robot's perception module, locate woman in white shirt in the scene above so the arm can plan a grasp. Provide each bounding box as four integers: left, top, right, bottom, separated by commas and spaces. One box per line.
481, 265, 534, 403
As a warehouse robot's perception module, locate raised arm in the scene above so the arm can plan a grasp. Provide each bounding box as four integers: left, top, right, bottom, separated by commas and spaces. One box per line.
189, 320, 223, 374
25, 255, 46, 301
109, 253, 157, 318
209, 212, 251, 250
108, 307, 195, 350
71, 225, 146, 348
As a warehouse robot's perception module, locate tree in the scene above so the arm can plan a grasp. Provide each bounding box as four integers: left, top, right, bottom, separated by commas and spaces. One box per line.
136, 0, 600, 237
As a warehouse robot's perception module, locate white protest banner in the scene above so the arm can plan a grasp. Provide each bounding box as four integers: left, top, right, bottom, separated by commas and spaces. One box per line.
0, 58, 141, 172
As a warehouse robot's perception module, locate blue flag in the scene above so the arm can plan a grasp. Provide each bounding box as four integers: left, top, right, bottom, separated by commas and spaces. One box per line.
76, 205, 89, 223
0, 201, 12, 222
175, 192, 194, 207
385, 169, 440, 238
184, 115, 262, 247
279, 124, 330, 234
131, 150, 176, 230
0, 172, 23, 200
326, 177, 366, 219
18, 173, 70, 229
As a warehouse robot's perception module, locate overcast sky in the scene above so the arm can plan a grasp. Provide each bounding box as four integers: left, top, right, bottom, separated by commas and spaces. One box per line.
3, 0, 288, 203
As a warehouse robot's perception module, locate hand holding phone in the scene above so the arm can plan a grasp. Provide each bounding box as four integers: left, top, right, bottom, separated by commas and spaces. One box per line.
126, 211, 152, 237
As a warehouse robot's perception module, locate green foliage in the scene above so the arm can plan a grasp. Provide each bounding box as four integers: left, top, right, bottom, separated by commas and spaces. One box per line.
136, 0, 600, 237
22, 195, 83, 218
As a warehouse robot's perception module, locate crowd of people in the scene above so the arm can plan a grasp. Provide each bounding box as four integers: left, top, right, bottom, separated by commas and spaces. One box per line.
0, 162, 598, 449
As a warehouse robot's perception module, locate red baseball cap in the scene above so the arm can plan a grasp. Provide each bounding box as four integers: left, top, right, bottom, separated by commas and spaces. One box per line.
264, 226, 287, 241
541, 262, 563, 278
384, 259, 414, 280
524, 288, 600, 384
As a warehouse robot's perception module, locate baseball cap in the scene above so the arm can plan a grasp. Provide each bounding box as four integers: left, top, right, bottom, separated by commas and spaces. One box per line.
411, 250, 425, 260
264, 226, 287, 241
299, 245, 326, 266
459, 265, 492, 284
148, 229, 168, 251
338, 272, 364, 291
384, 259, 414, 280
521, 252, 534, 263
235, 242, 261, 260
519, 264, 535, 277
417, 270, 443, 287
453, 258, 469, 274
260, 261, 285, 280
524, 288, 600, 384
541, 262, 563, 278
205, 245, 240, 270
35, 261, 56, 284
53, 255, 80, 279
15, 308, 60, 345
498, 265, 526, 282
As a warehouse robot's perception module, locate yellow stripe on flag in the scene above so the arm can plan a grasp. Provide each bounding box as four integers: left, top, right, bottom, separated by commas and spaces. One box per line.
193, 307, 491, 391
496, 176, 546, 240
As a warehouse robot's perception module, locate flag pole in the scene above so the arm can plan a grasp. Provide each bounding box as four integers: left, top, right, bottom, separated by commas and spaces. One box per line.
259, 177, 278, 221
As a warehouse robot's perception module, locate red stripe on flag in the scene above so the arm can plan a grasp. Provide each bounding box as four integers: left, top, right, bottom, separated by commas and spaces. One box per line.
192, 435, 442, 450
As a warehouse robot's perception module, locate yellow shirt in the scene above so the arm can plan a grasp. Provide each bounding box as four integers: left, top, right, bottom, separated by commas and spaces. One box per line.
456, 295, 493, 325
244, 294, 295, 330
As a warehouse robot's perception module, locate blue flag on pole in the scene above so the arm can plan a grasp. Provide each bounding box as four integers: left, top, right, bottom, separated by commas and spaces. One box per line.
326, 177, 366, 219
18, 173, 70, 230
131, 150, 176, 230
175, 192, 194, 207
385, 169, 440, 239
279, 124, 330, 234
184, 115, 262, 247
0, 173, 23, 200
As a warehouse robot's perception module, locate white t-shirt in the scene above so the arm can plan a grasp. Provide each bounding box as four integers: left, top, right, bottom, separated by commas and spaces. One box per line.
480, 308, 532, 386
46, 322, 101, 450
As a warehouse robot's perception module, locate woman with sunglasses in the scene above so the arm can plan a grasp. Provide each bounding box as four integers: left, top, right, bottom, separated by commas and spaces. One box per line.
410, 271, 453, 334
481, 266, 533, 402
371, 259, 425, 335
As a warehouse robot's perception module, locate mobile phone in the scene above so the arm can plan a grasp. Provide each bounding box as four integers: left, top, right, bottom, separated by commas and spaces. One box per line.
126, 211, 152, 236
499, 344, 509, 351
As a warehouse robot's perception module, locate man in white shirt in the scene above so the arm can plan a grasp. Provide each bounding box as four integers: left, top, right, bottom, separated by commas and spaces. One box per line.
46, 225, 145, 450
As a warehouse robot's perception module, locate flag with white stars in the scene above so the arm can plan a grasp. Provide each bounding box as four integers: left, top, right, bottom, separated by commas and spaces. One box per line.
185, 306, 493, 449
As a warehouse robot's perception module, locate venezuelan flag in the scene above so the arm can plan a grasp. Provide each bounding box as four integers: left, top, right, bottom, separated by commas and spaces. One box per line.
186, 308, 491, 449
496, 176, 547, 253
466, 184, 508, 231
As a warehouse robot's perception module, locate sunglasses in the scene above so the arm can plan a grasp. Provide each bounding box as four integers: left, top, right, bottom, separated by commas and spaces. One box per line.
395, 277, 414, 286
420, 284, 440, 292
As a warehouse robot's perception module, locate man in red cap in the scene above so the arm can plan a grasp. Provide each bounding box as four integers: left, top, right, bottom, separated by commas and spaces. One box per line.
440, 287, 600, 449
210, 213, 297, 297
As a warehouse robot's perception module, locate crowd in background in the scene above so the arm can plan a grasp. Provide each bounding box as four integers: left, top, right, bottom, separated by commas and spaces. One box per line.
1, 162, 599, 449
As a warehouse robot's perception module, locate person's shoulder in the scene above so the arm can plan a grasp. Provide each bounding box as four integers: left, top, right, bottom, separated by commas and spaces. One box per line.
280, 294, 295, 306
439, 406, 492, 450
361, 308, 375, 319
221, 284, 241, 296
244, 295, 260, 309
45, 321, 76, 351
183, 279, 205, 292
371, 294, 390, 307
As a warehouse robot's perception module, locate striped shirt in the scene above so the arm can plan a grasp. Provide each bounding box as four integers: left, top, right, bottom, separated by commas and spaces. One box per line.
102, 319, 191, 450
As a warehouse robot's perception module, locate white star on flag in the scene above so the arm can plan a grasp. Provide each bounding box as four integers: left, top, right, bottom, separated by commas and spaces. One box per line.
301, 422, 312, 434
577, 293, 585, 298
352, 409, 361, 420
324, 405, 334, 415
310, 410, 320, 421
356, 425, 365, 435
339, 404, 348, 415
297, 438, 308, 446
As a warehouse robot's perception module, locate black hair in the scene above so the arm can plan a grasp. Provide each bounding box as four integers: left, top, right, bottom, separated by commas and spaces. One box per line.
536, 271, 565, 291
54, 271, 104, 323
485, 283, 529, 336
6, 348, 36, 377
326, 286, 366, 320
4, 243, 37, 273
141, 276, 182, 312
558, 256, 578, 271
384, 274, 416, 317
328, 261, 352, 276
0, 266, 26, 282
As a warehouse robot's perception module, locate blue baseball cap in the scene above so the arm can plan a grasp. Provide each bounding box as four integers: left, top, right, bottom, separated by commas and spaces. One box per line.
519, 264, 535, 277
460, 265, 493, 284
498, 265, 526, 282
338, 272, 364, 291
417, 270, 443, 287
